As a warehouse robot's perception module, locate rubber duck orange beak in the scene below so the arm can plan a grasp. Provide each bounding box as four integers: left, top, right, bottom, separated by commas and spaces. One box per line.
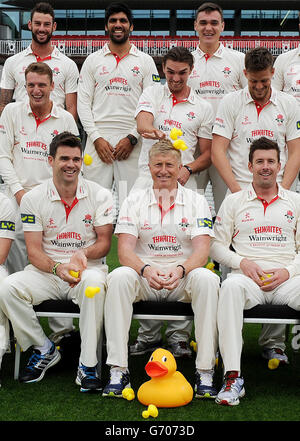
145, 361, 168, 377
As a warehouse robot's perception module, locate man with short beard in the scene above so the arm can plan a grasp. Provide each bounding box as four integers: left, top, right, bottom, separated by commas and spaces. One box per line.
0, 2, 78, 120
78, 2, 160, 208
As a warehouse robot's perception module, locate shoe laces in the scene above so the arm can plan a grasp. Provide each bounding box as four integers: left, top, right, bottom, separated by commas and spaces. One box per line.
274, 348, 284, 355
110, 368, 126, 384
178, 341, 188, 349
26, 351, 42, 371
224, 372, 238, 391
81, 365, 97, 379
198, 369, 214, 386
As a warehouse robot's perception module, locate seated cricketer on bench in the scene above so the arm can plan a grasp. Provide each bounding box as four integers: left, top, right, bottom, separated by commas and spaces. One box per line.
210, 137, 300, 406
0, 132, 113, 392
103, 138, 220, 399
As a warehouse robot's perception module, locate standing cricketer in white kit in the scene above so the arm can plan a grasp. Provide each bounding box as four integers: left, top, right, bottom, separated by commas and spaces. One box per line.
77, 2, 160, 207
130, 46, 214, 358
134, 46, 214, 192
210, 137, 300, 406
0, 62, 78, 274
0, 132, 113, 391
272, 17, 300, 108
0, 193, 15, 385
0, 2, 79, 119
211, 46, 300, 365
102, 139, 219, 398
187, 2, 246, 214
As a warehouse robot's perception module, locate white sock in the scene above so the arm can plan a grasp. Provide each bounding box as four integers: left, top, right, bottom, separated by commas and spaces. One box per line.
34, 338, 52, 355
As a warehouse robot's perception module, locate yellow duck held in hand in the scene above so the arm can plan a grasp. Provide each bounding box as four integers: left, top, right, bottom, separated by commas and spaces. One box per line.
137, 348, 193, 408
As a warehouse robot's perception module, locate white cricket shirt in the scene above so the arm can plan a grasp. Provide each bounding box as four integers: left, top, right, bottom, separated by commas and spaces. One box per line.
0, 101, 79, 196
20, 177, 113, 266
212, 87, 300, 185
273, 46, 300, 105
77, 43, 160, 142
0, 45, 79, 108
188, 43, 247, 116
210, 184, 300, 278
115, 183, 214, 266
135, 83, 214, 173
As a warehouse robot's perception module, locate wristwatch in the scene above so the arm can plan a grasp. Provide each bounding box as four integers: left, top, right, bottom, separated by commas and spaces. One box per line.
183, 165, 193, 175
127, 134, 138, 146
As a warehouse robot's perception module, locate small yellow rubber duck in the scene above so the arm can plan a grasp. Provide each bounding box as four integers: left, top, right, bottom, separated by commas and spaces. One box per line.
142, 404, 159, 418
122, 387, 135, 401
170, 127, 183, 140
137, 348, 193, 408
83, 153, 93, 166
260, 273, 273, 285
85, 286, 101, 298
173, 139, 188, 151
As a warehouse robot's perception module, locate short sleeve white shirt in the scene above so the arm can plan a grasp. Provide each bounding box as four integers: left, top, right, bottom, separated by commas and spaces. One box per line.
135, 83, 214, 173
273, 47, 300, 105
188, 43, 246, 116
0, 192, 16, 240
212, 87, 300, 185
210, 184, 300, 278
115, 183, 214, 267
0, 45, 79, 108
20, 177, 113, 267
77, 43, 160, 142
0, 101, 79, 196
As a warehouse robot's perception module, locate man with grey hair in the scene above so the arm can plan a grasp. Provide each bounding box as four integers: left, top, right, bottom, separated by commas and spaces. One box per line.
103, 139, 219, 399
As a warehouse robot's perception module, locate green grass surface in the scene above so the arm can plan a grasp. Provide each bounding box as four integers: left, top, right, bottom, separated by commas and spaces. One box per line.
1, 236, 300, 423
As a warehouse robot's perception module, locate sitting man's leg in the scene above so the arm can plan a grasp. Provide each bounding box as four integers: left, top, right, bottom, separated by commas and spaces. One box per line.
0, 266, 62, 383
216, 274, 264, 406
103, 266, 153, 397
70, 267, 107, 393
183, 267, 219, 399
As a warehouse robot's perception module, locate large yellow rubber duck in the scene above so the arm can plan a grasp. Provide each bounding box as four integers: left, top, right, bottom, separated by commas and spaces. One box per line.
137, 348, 193, 408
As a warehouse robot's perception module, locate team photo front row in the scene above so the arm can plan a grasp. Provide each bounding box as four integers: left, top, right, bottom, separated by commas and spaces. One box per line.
0, 133, 299, 407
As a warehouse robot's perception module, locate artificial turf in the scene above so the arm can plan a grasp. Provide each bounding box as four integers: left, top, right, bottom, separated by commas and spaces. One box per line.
1, 236, 300, 424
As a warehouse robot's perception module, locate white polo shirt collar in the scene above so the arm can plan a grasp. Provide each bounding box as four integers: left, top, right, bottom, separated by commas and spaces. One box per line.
163, 83, 197, 105
195, 42, 225, 59
244, 86, 278, 106
47, 176, 88, 202
246, 183, 288, 201
102, 42, 139, 57
148, 183, 186, 207
24, 44, 60, 59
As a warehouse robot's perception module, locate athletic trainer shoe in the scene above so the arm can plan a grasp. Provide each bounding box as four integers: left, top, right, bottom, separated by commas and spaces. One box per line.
102, 367, 131, 397
195, 369, 217, 398
215, 371, 245, 406
262, 348, 289, 365
19, 342, 61, 383
75, 364, 102, 392
168, 341, 192, 358
130, 339, 162, 356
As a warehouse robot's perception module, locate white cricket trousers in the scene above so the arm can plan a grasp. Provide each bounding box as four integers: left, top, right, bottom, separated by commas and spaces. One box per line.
0, 265, 10, 367
4, 196, 75, 336
83, 132, 142, 208
129, 172, 198, 345
218, 273, 300, 373
105, 266, 220, 370
0, 264, 107, 367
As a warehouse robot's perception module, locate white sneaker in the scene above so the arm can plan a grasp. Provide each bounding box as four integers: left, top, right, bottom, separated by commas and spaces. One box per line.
215, 371, 245, 406
262, 348, 289, 364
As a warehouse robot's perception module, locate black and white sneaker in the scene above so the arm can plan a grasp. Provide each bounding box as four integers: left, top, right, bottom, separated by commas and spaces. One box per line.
19, 342, 61, 383
102, 367, 131, 397
75, 364, 102, 392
